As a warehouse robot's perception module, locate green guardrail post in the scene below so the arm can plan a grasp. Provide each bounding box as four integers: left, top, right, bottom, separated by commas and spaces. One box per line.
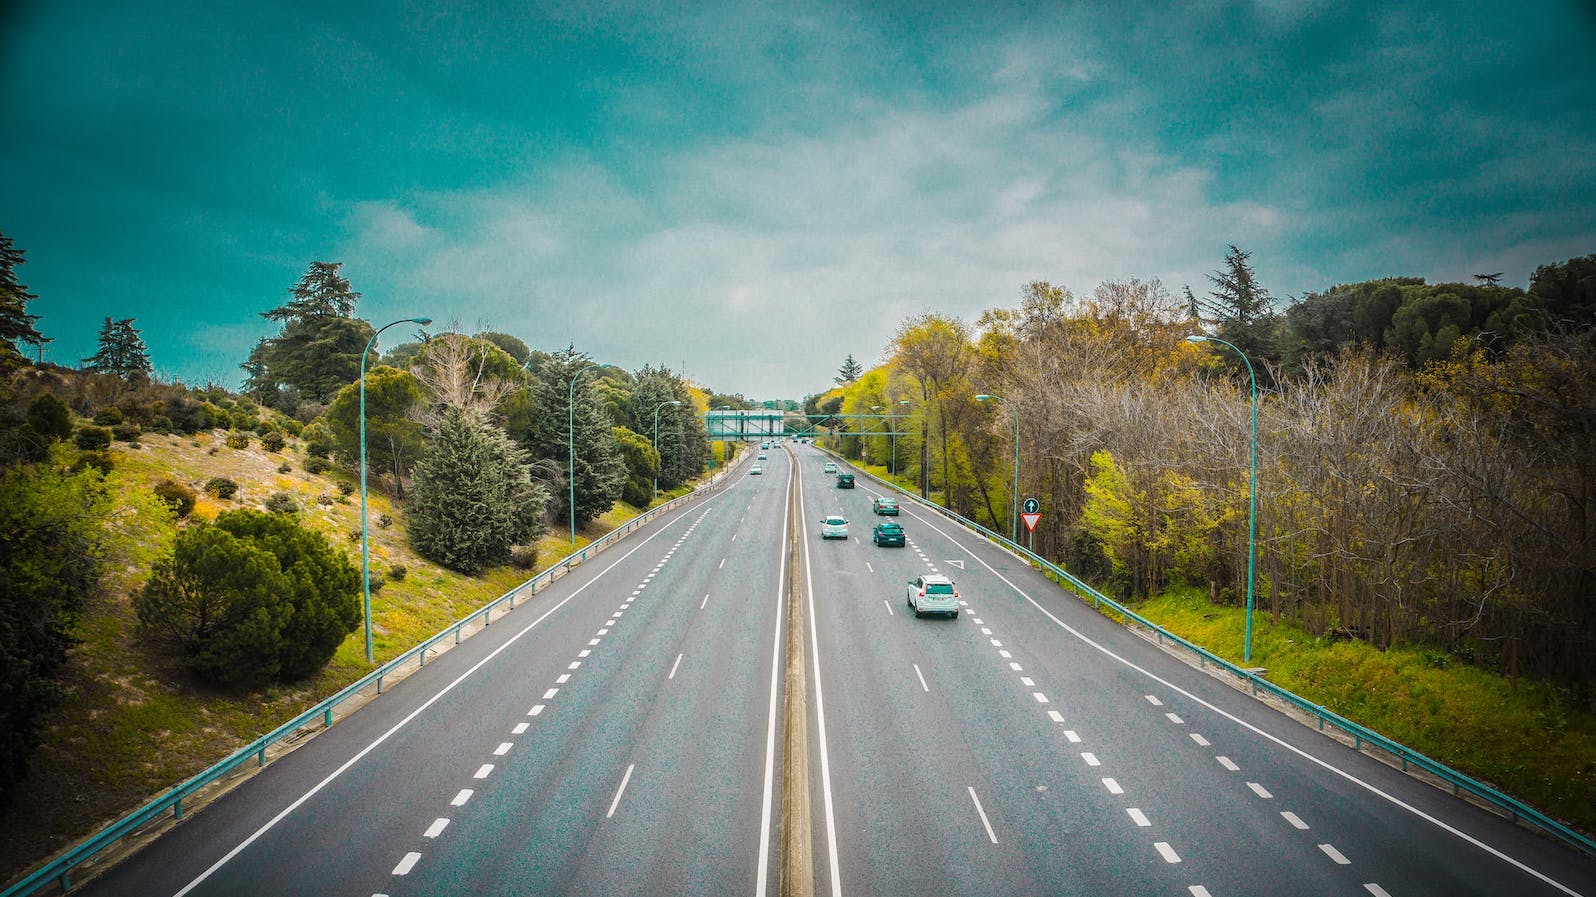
325, 707, 333, 727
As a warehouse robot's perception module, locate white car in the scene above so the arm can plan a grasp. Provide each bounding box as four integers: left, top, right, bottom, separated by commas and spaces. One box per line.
750, 464, 763, 475
820, 515, 849, 539
907, 573, 960, 619
823, 461, 838, 474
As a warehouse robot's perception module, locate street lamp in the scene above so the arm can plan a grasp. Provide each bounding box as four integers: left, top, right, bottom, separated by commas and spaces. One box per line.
651, 400, 683, 502
361, 315, 431, 664
974, 394, 1019, 544
567, 364, 599, 544
1187, 334, 1260, 664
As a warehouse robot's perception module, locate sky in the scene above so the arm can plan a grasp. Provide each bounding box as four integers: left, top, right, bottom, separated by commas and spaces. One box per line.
3, 1, 1594, 401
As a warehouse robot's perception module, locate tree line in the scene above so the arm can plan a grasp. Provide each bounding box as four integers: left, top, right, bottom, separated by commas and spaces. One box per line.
815, 249, 1596, 695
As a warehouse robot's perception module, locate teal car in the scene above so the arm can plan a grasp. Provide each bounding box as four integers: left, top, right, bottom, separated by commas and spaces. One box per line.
872, 521, 905, 547
907, 574, 960, 619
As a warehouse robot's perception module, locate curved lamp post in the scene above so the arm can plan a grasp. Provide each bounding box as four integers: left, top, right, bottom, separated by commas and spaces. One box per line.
652, 399, 683, 501
1187, 334, 1259, 664
974, 394, 1019, 544
568, 364, 598, 544
361, 315, 432, 664
712, 404, 732, 468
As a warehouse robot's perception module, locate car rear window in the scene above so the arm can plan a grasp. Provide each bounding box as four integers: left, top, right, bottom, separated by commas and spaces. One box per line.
926, 583, 954, 595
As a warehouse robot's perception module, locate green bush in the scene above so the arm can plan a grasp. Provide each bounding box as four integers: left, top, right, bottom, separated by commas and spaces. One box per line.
73, 451, 116, 474
408, 410, 548, 575
388, 563, 407, 581
112, 423, 142, 443
280, 419, 304, 437
26, 394, 73, 441
301, 423, 335, 459
377, 513, 393, 529
74, 426, 111, 450
277, 462, 293, 474
337, 481, 354, 496
225, 432, 249, 450
204, 476, 238, 499
133, 510, 361, 684
304, 456, 329, 475
92, 408, 122, 426
264, 492, 298, 515
152, 479, 197, 518
260, 431, 286, 453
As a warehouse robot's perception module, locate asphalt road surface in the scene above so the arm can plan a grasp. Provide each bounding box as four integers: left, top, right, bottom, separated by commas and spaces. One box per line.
74, 442, 1596, 897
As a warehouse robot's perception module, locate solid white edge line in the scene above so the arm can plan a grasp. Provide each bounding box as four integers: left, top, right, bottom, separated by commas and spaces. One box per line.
913, 663, 930, 692
754, 459, 794, 897
967, 786, 999, 844
801, 467, 844, 897
606, 764, 635, 819
907, 510, 1587, 897
170, 501, 704, 897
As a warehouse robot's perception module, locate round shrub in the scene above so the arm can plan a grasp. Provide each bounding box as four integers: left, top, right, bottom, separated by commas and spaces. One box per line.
264, 492, 299, 515
257, 420, 280, 436
75, 426, 112, 450
260, 431, 286, 453
304, 456, 329, 475
92, 408, 122, 426
204, 476, 239, 499
26, 393, 73, 441
225, 432, 250, 450
510, 545, 538, 570
112, 423, 142, 443
152, 479, 197, 518
337, 481, 354, 496
280, 419, 304, 437
74, 450, 116, 474
377, 513, 393, 529
278, 462, 293, 474
388, 563, 407, 581
301, 423, 335, 459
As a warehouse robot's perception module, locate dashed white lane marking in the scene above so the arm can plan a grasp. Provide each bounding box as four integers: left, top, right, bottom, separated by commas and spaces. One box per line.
588, 638, 600, 646
1217, 756, 1239, 771
982, 628, 993, 635
1248, 782, 1273, 799
967, 787, 999, 844
669, 653, 683, 679
423, 818, 449, 838
556, 674, 571, 684
1064, 730, 1081, 743
1081, 752, 1100, 767
606, 764, 636, 819
450, 789, 473, 807
883, 600, 894, 616
1009, 662, 1023, 672
596, 628, 609, 636
1154, 842, 1181, 863
912, 663, 930, 692
1032, 692, 1050, 703
719, 558, 726, 568
528, 704, 544, 716
494, 742, 513, 756
1190, 733, 1210, 747
542, 688, 559, 700
1127, 808, 1151, 827
973, 618, 984, 625
731, 533, 737, 541
1189, 887, 1213, 897
1020, 677, 1035, 687
1320, 843, 1351, 864
1281, 811, 1309, 830
866, 562, 874, 573
701, 593, 710, 609
1166, 712, 1184, 724
1103, 778, 1124, 795
392, 852, 421, 875
1047, 710, 1064, 723
473, 764, 494, 779
579, 649, 591, 658
1145, 695, 1163, 706
1363, 884, 1393, 897
513, 722, 528, 735
998, 650, 1013, 659
990, 639, 1004, 647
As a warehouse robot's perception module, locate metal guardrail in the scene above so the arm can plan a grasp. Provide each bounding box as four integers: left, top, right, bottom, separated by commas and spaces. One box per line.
830, 450, 1596, 859
3, 462, 743, 897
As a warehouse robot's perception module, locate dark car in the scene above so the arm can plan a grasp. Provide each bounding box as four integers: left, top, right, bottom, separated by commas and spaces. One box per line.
872, 521, 905, 547
836, 473, 855, 488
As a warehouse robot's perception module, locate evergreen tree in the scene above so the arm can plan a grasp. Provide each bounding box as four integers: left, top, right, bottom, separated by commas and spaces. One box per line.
243, 262, 376, 410
264, 261, 361, 322
521, 349, 626, 529
1198, 245, 1281, 379
628, 366, 706, 491
323, 366, 426, 496
836, 353, 863, 384
409, 409, 549, 574
82, 317, 153, 381
0, 231, 49, 370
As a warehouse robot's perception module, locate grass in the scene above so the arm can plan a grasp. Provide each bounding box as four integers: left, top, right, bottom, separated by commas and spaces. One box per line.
0, 429, 664, 883
1131, 587, 1596, 834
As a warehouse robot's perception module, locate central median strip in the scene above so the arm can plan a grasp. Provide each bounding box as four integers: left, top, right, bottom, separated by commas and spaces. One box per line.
780, 463, 815, 897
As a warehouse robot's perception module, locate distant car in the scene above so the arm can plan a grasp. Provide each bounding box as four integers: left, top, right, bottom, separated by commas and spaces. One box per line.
836, 473, 855, 488
872, 521, 905, 547
758, 452, 767, 460
761, 442, 770, 449
872, 496, 899, 515
820, 515, 849, 539
907, 573, 960, 618
823, 461, 838, 474
750, 464, 762, 475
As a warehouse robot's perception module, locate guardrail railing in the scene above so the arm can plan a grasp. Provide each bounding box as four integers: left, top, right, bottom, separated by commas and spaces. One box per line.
829, 450, 1596, 859
4, 460, 743, 897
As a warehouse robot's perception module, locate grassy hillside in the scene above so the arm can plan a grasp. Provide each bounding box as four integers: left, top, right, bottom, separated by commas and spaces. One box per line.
0, 427, 644, 882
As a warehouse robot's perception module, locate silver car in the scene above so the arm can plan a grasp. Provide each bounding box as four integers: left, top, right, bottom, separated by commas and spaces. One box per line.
820, 515, 849, 539
907, 573, 960, 619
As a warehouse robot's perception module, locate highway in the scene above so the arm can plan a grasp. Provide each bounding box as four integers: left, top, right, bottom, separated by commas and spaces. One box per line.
76, 441, 1596, 896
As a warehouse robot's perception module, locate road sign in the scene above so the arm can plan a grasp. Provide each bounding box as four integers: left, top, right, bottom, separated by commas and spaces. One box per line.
1023, 497, 1039, 514
1021, 512, 1041, 533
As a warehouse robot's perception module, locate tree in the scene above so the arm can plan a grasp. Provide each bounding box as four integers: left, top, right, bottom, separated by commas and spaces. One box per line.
134, 510, 360, 684
263, 261, 360, 322
836, 353, 863, 385
242, 262, 376, 410
521, 350, 626, 529
82, 317, 153, 381
891, 314, 971, 498
0, 231, 48, 372
409, 409, 549, 574
612, 426, 659, 507
0, 462, 112, 795
476, 331, 531, 366
627, 366, 706, 491
323, 366, 426, 496
1202, 245, 1281, 376
409, 331, 524, 418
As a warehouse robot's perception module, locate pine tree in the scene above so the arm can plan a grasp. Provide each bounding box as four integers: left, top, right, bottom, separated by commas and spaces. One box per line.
521, 349, 626, 528
263, 261, 361, 322
243, 262, 375, 408
409, 409, 549, 574
836, 353, 863, 385
0, 231, 49, 368
82, 317, 153, 381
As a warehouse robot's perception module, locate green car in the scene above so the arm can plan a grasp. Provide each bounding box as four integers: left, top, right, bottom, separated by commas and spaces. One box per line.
872, 521, 905, 547
836, 473, 855, 488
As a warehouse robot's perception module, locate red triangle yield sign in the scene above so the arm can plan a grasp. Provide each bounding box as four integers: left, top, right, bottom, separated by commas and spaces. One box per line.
1021, 512, 1041, 532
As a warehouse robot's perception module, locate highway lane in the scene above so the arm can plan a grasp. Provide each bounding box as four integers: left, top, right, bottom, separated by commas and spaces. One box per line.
80, 453, 793, 897
797, 443, 1596, 897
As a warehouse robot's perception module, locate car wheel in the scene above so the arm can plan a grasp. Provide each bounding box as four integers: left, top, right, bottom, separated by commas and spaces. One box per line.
913, 608, 923, 618
906, 595, 913, 608
950, 610, 960, 619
